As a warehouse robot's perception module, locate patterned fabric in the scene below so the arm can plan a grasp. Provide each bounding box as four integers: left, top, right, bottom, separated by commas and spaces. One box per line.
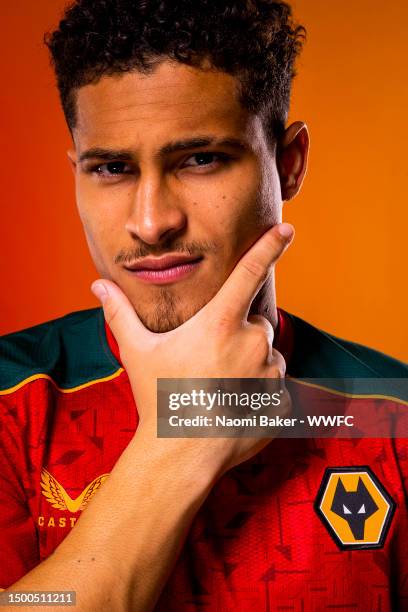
0, 308, 407, 611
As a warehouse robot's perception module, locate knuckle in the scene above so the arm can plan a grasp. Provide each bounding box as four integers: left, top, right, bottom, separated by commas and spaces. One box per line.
264, 230, 286, 257
251, 326, 268, 344
247, 314, 266, 327
247, 317, 274, 358
275, 363, 286, 379
249, 326, 271, 357
270, 349, 286, 378
241, 258, 268, 283
262, 231, 277, 251
250, 315, 274, 338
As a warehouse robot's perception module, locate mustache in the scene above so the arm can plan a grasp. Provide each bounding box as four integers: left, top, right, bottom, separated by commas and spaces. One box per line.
114, 240, 219, 265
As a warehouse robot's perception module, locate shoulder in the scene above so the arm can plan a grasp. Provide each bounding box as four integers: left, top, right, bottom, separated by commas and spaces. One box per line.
0, 308, 120, 393
284, 311, 407, 378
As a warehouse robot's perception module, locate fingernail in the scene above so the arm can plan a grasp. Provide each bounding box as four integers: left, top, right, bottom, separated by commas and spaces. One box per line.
91, 281, 109, 304
277, 223, 294, 240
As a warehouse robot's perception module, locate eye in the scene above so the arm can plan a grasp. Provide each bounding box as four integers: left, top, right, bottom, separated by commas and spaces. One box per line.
181, 152, 229, 170
357, 504, 366, 514
343, 504, 352, 514
94, 161, 133, 177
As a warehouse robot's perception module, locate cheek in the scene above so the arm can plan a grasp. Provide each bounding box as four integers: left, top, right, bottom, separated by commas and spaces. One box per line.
80, 219, 113, 277
190, 196, 253, 277
259, 163, 282, 222
75, 183, 122, 275
203, 178, 267, 246
195, 164, 280, 269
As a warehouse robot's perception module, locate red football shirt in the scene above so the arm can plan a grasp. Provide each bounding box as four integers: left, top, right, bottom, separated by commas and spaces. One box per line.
0, 307, 407, 611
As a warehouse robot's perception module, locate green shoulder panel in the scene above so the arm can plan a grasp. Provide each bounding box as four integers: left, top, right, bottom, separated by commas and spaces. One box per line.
1, 307, 405, 396
285, 311, 407, 378
285, 311, 407, 400
0, 308, 121, 392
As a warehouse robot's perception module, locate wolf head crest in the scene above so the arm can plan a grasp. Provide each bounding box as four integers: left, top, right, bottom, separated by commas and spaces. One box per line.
330, 476, 378, 540
315, 467, 395, 550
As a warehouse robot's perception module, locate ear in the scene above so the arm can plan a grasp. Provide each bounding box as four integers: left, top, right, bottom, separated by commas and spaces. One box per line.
67, 149, 77, 176
277, 121, 309, 201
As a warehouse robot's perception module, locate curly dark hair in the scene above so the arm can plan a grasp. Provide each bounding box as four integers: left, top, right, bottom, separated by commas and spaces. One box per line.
45, 0, 305, 139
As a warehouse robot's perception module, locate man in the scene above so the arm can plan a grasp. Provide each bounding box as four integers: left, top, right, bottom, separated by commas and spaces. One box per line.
0, 1, 407, 610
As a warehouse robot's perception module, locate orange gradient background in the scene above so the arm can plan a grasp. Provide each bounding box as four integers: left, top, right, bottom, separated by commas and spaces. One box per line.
0, 1, 407, 361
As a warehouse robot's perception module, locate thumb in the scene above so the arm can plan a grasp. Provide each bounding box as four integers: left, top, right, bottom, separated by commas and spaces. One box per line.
91, 279, 148, 349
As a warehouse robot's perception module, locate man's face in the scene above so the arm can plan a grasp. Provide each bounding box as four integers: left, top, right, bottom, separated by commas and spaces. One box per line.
70, 61, 283, 332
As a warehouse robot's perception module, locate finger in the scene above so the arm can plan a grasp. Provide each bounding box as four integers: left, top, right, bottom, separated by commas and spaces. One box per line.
247, 314, 274, 363
266, 347, 286, 377
210, 223, 294, 325
264, 348, 289, 418
91, 279, 150, 349
247, 314, 274, 340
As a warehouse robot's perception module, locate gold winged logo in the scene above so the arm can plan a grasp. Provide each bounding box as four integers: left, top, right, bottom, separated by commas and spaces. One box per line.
40, 469, 110, 513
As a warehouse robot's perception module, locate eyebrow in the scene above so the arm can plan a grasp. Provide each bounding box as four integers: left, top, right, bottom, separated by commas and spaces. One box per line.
158, 136, 247, 156
78, 136, 247, 163
79, 148, 134, 163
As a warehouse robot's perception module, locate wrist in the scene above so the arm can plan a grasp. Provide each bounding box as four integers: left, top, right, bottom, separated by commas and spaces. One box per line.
128, 426, 220, 493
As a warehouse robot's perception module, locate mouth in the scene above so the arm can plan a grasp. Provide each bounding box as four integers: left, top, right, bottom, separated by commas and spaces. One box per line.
124, 254, 203, 285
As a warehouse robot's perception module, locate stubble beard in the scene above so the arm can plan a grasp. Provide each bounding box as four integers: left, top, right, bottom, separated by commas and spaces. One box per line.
137, 287, 208, 333
136, 275, 274, 333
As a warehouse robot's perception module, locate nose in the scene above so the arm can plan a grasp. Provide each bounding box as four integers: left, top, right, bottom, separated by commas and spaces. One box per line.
125, 171, 187, 245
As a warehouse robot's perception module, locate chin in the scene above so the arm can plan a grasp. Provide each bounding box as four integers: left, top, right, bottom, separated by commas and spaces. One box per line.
140, 311, 186, 333
134, 290, 208, 333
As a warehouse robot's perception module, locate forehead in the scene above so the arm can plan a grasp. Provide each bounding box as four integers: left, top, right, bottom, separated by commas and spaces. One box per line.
73, 61, 262, 149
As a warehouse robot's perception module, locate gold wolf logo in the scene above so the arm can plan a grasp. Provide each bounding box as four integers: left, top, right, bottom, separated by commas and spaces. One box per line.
40, 469, 109, 513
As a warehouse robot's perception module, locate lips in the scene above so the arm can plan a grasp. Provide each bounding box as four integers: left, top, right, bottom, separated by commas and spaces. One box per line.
125, 254, 202, 272
124, 254, 203, 284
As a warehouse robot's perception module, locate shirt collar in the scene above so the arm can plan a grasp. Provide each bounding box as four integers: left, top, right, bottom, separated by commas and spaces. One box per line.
104, 306, 294, 370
